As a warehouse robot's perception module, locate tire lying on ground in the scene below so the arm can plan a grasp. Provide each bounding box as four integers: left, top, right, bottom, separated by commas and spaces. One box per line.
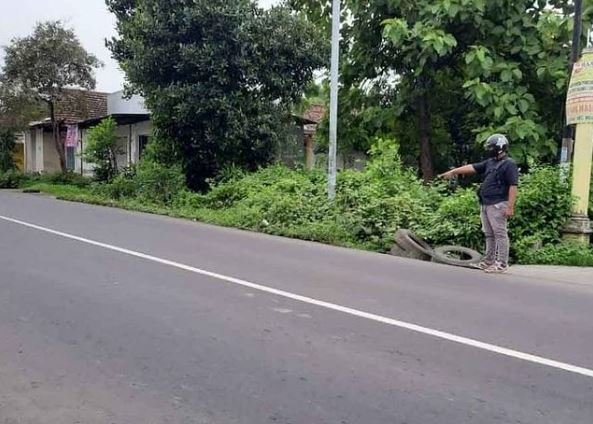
389, 244, 409, 258
431, 245, 482, 268
393, 229, 433, 261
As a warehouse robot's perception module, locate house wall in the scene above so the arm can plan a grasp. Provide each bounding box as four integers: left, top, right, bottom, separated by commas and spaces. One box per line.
43, 130, 61, 172
24, 127, 64, 173
78, 119, 153, 176
35, 129, 44, 172
24, 130, 35, 172
131, 121, 152, 163
76, 127, 90, 175
108, 92, 148, 115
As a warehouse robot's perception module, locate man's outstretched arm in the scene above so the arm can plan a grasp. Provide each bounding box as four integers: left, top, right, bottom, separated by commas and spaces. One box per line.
438, 165, 477, 179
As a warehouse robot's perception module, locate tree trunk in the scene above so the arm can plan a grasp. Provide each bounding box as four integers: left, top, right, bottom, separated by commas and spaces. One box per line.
49, 101, 67, 172
417, 90, 434, 182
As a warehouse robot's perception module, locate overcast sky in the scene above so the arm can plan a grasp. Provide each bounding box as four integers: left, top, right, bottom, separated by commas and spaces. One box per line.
0, 0, 280, 93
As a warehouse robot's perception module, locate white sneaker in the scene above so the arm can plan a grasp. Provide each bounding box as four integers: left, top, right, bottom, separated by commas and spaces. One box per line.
474, 261, 494, 270
484, 262, 509, 274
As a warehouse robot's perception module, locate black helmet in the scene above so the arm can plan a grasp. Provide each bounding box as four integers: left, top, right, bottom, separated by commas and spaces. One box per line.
485, 134, 509, 157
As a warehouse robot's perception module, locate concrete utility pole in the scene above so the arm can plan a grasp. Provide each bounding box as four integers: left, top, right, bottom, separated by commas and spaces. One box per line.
560, 0, 584, 170
327, 0, 341, 200
564, 42, 593, 243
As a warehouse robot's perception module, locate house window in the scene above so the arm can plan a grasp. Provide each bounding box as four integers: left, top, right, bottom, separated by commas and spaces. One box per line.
138, 135, 150, 158
66, 146, 76, 171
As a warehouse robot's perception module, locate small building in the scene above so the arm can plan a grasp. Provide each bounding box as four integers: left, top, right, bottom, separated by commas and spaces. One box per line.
291, 104, 326, 170
23, 89, 108, 173
22, 90, 152, 175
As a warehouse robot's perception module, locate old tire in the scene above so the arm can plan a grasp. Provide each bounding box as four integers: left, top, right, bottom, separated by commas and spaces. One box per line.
389, 244, 414, 258
431, 245, 482, 268
394, 229, 433, 261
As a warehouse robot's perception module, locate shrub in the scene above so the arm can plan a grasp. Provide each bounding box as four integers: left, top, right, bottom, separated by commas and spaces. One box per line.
511, 166, 573, 246
134, 161, 185, 204
38, 172, 91, 188
98, 173, 137, 200
18, 136, 586, 266
0, 169, 25, 188
416, 188, 484, 251
517, 241, 593, 266
83, 117, 121, 182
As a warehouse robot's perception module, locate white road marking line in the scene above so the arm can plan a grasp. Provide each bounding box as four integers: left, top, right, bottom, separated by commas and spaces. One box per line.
2, 214, 593, 379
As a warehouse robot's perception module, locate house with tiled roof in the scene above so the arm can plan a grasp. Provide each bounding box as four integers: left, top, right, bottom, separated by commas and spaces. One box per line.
23, 89, 152, 174
24, 89, 108, 173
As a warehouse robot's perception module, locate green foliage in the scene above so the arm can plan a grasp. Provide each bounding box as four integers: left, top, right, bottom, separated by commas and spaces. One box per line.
0, 129, 16, 173
34, 172, 91, 188
84, 117, 121, 182
0, 80, 45, 131
134, 161, 186, 205
93, 157, 185, 205
1, 20, 102, 171
517, 241, 593, 267
2, 171, 91, 189
292, 0, 573, 175
2, 21, 101, 97
16, 139, 586, 266
107, 0, 327, 191
415, 188, 484, 251
0, 169, 25, 189
510, 166, 573, 245
98, 173, 138, 200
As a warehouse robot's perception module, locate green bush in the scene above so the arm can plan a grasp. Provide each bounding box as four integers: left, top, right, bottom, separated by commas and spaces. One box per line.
134, 161, 185, 204
416, 188, 484, 251
183, 140, 576, 257
83, 117, 121, 182
36, 172, 92, 188
511, 166, 572, 246
15, 137, 586, 266
0, 169, 26, 188
517, 241, 593, 266
97, 173, 137, 200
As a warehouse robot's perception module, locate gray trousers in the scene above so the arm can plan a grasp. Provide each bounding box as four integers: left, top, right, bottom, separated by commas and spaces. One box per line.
480, 201, 510, 265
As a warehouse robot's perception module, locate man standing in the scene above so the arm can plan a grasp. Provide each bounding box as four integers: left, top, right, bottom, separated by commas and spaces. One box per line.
439, 134, 519, 273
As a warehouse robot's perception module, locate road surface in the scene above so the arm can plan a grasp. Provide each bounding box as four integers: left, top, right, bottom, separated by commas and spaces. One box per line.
0, 191, 592, 424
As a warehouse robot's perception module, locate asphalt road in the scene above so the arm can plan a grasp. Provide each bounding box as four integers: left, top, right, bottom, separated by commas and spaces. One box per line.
0, 191, 592, 424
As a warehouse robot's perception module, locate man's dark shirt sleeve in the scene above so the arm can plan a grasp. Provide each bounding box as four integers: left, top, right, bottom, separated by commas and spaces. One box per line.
504, 160, 519, 186
472, 160, 488, 175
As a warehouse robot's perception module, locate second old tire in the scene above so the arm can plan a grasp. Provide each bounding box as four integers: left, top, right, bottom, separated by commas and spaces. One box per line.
394, 229, 433, 261
431, 245, 482, 268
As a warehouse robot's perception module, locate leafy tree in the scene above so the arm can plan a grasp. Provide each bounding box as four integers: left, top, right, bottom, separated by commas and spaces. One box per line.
0, 130, 17, 173
84, 117, 121, 182
0, 79, 45, 131
291, 1, 574, 179
107, 0, 327, 191
1, 21, 102, 172
0, 79, 46, 173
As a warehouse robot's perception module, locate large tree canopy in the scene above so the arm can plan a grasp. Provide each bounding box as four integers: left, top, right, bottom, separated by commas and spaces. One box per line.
107, 0, 327, 191
291, 0, 577, 179
1, 21, 102, 171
